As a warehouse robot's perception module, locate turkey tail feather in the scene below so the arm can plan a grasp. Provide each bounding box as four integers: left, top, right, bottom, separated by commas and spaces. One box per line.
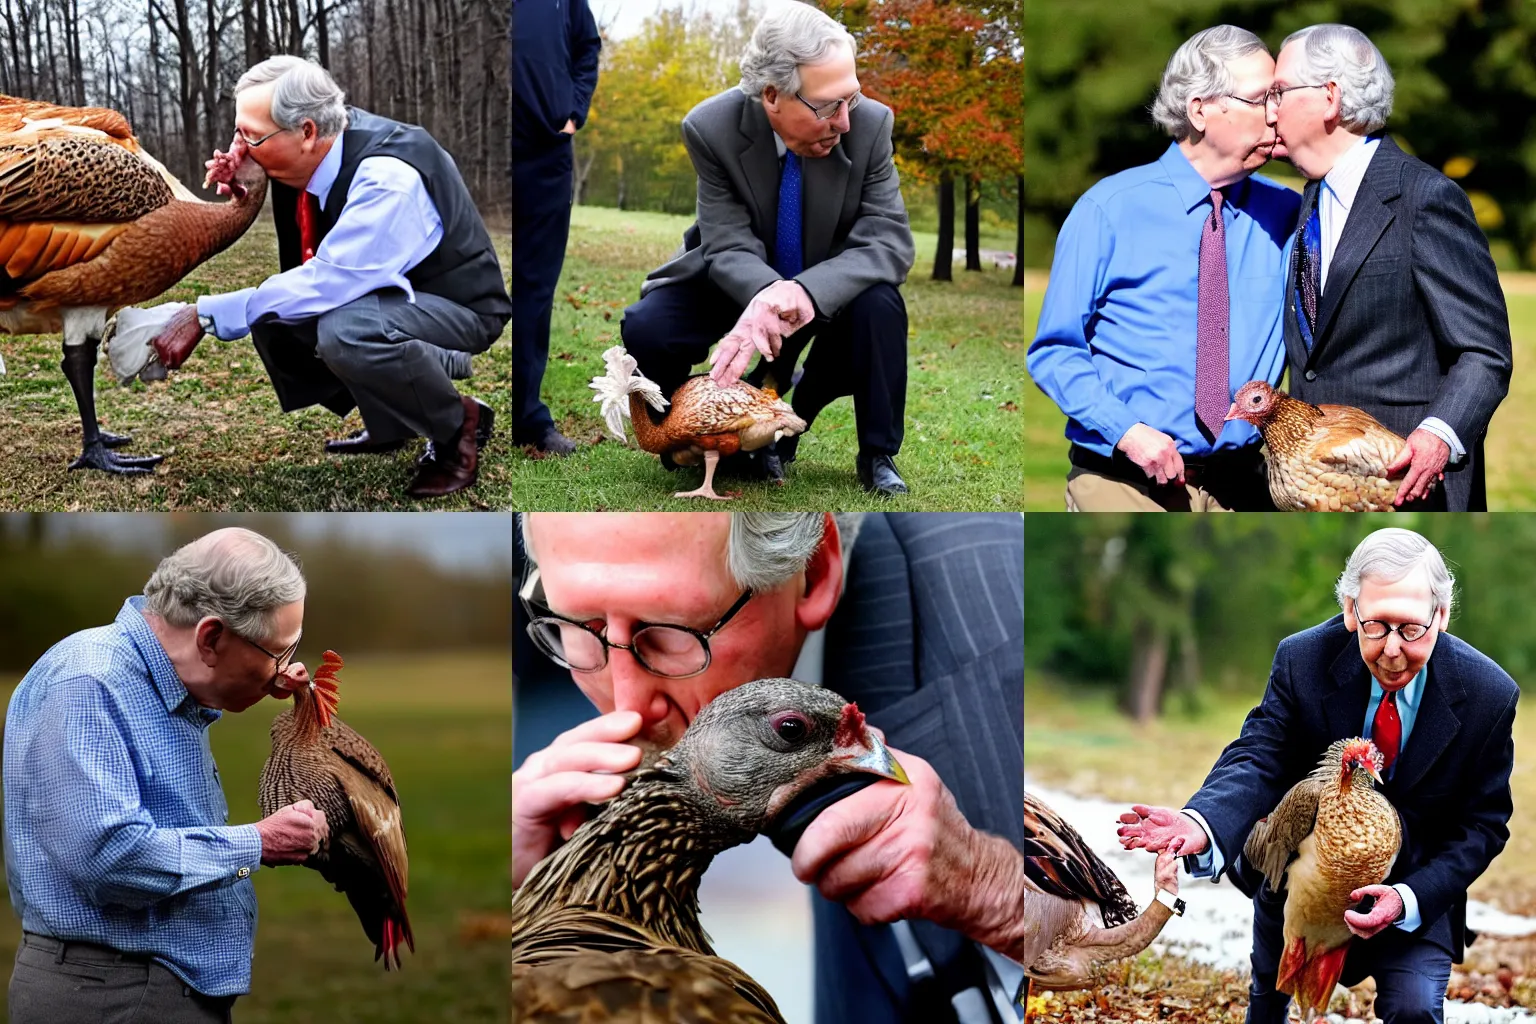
311, 650, 343, 727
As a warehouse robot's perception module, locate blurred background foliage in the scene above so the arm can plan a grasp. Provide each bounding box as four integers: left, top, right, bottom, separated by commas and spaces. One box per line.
1025, 515, 1536, 722
1023, 0, 1536, 269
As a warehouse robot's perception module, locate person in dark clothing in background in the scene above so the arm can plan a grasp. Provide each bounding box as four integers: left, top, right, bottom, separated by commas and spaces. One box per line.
511, 0, 601, 455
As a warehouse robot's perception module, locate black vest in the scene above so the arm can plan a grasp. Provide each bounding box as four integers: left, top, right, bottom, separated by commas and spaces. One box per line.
272, 107, 511, 324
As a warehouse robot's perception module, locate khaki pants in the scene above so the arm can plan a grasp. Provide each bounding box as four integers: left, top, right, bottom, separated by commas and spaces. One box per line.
1065, 467, 1241, 511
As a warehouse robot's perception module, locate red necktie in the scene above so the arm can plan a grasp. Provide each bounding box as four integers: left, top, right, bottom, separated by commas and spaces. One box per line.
1373, 689, 1402, 771
296, 191, 321, 263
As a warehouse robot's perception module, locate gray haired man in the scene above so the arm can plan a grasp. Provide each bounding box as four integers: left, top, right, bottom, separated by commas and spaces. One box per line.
618, 6, 917, 496
4, 527, 329, 1023
149, 56, 512, 499
1271, 24, 1512, 511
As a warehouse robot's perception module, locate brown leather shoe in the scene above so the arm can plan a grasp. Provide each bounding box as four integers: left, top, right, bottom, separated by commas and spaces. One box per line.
407, 396, 479, 499
325, 429, 406, 455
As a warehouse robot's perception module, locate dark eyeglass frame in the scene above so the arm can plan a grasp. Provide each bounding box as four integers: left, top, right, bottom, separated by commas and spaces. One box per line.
795, 89, 862, 121
520, 569, 754, 679
233, 627, 303, 680
238, 126, 295, 148
1358, 619, 1433, 643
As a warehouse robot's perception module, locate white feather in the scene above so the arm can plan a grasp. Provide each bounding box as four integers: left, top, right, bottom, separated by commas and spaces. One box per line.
588, 345, 668, 444
102, 303, 186, 384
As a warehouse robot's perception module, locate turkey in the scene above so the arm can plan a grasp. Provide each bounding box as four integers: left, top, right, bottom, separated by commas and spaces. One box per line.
589, 344, 807, 500
1225, 380, 1409, 512
259, 650, 414, 969
511, 677, 909, 1022
1243, 737, 1402, 1022
0, 96, 267, 474
1022, 792, 1180, 1010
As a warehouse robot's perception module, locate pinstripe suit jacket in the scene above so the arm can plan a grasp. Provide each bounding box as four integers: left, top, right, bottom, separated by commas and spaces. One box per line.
815, 512, 1024, 1024
1283, 136, 1512, 511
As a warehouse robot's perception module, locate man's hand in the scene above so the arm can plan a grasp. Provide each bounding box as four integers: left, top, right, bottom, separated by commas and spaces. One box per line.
1117, 804, 1208, 857
1116, 423, 1186, 487
255, 799, 328, 865
1343, 884, 1403, 939
512, 711, 643, 887
1153, 846, 1180, 896
152, 305, 206, 371
1386, 428, 1449, 505
561, 119, 577, 135
789, 747, 1025, 960
708, 280, 816, 385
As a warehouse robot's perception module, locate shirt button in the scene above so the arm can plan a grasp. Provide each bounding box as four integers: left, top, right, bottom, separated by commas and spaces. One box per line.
1305, 370, 1317, 381
237, 867, 251, 879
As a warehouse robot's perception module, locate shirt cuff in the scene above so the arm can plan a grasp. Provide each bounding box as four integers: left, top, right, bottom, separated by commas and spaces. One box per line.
1393, 883, 1421, 931
197, 289, 257, 341
1179, 807, 1224, 879
233, 823, 263, 880
1417, 417, 1465, 463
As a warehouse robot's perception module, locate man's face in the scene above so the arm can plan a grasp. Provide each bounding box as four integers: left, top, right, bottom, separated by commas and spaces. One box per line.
762, 43, 860, 159
1192, 49, 1278, 176
1343, 572, 1449, 691
235, 83, 322, 188
203, 599, 306, 711
526, 513, 817, 751
1271, 43, 1337, 179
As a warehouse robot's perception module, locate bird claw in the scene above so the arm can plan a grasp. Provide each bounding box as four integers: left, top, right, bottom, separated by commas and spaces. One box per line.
673, 487, 738, 500
97, 428, 134, 449
69, 440, 164, 475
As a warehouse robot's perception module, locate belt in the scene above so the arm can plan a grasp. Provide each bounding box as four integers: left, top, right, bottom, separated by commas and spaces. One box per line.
1069, 444, 1262, 489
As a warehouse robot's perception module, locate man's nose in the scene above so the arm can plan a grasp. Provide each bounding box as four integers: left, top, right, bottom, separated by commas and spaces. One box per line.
608, 650, 670, 723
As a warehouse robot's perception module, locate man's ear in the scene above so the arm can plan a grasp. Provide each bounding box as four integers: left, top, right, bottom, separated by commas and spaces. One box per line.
1342, 597, 1359, 633
195, 616, 224, 667
1186, 95, 1207, 135
763, 85, 781, 115
795, 512, 843, 633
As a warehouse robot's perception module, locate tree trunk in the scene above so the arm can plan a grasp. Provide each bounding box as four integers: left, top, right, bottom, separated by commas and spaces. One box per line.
965, 176, 982, 271
1013, 174, 1024, 287
932, 173, 954, 282
317, 0, 331, 67
1124, 621, 1168, 725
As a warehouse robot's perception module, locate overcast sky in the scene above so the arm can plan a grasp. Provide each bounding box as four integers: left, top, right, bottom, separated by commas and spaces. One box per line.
590, 0, 800, 40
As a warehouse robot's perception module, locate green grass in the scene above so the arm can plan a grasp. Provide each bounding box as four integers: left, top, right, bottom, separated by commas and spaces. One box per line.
1023, 270, 1536, 511
0, 215, 511, 510
511, 205, 1025, 510
0, 650, 511, 1023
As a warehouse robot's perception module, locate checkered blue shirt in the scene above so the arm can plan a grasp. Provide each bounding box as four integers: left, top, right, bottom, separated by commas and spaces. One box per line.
4, 597, 263, 996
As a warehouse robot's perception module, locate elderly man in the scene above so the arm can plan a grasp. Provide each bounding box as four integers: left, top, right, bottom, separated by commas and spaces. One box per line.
1119, 528, 1518, 1023
1269, 25, 1512, 511
618, 6, 916, 496
1030, 26, 1301, 511
149, 56, 512, 499
513, 512, 1024, 1022
4, 527, 329, 1023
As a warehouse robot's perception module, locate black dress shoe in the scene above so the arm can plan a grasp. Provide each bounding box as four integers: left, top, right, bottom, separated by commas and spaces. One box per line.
857, 454, 908, 496
326, 430, 406, 456
516, 423, 573, 456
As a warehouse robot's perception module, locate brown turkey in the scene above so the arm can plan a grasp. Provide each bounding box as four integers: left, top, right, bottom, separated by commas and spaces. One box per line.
0, 97, 267, 473
1225, 380, 1409, 512
511, 677, 910, 1022
259, 650, 414, 969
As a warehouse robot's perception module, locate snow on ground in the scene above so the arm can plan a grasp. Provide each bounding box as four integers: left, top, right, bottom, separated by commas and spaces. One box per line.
1028, 780, 1536, 1022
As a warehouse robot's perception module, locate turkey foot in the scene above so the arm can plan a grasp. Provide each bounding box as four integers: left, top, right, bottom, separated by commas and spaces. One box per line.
69, 440, 164, 475
98, 428, 134, 449
61, 342, 163, 474
673, 450, 738, 500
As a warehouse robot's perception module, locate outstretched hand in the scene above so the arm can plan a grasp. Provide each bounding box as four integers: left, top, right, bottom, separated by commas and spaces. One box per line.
1117, 804, 1208, 857
708, 281, 815, 385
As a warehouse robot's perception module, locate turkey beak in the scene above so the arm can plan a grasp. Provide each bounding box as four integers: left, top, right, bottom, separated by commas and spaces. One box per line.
835, 730, 909, 785
1369, 764, 1384, 786
1223, 402, 1241, 422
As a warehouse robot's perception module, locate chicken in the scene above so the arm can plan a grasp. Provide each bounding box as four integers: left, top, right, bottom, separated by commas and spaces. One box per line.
511, 678, 909, 1022
259, 651, 414, 969
1225, 380, 1408, 512
1242, 738, 1402, 1023
588, 345, 807, 500
1022, 792, 1180, 1013
0, 96, 267, 474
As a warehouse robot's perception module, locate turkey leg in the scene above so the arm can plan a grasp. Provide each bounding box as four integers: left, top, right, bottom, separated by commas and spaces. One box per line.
61, 341, 164, 474
673, 450, 737, 500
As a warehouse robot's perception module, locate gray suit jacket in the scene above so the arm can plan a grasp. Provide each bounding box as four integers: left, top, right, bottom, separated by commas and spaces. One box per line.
641, 88, 915, 318
1283, 136, 1513, 511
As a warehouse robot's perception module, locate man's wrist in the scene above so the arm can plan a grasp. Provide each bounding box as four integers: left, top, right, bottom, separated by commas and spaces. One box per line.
959, 829, 1026, 961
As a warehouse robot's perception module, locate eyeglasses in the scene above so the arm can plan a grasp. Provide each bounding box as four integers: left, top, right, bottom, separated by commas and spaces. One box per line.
1266, 83, 1330, 108
795, 89, 861, 121
1223, 92, 1272, 110
520, 569, 753, 678
237, 126, 293, 148
1359, 620, 1433, 643
234, 627, 303, 681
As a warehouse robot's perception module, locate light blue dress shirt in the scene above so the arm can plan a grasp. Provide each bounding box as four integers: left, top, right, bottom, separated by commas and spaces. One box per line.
1183, 664, 1428, 933
198, 136, 445, 340
3, 597, 264, 996
1029, 143, 1301, 456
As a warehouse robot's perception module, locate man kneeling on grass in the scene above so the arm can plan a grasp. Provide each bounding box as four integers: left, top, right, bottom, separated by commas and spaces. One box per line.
4, 528, 327, 1023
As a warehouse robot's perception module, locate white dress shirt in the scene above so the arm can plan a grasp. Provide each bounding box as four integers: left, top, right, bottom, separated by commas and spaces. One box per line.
197, 136, 444, 340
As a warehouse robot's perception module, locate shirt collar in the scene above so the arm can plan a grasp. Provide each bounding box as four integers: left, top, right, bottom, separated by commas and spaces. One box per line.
1159, 142, 1251, 215
1322, 134, 1379, 212
773, 131, 787, 159
1371, 661, 1426, 716
118, 596, 220, 721
306, 136, 346, 207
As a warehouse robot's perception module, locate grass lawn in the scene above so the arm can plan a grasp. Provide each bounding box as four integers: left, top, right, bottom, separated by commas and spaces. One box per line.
511, 205, 1025, 510
1023, 270, 1536, 512
0, 649, 511, 1024
0, 214, 511, 511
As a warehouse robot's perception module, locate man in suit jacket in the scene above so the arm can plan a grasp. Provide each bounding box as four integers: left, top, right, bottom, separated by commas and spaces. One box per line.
1271, 24, 1512, 511
512, 513, 1024, 1023
619, 6, 917, 496
1119, 528, 1518, 1023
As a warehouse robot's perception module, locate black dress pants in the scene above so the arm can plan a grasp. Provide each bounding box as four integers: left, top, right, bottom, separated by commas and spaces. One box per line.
512, 139, 575, 440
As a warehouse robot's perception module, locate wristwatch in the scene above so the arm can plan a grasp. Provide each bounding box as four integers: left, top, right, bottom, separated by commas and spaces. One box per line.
1154, 888, 1186, 917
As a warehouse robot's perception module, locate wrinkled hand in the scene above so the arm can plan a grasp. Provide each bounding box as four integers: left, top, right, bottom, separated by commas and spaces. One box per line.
790, 747, 1025, 959
1117, 423, 1186, 487
151, 305, 205, 371
1385, 428, 1449, 505
1344, 884, 1403, 939
255, 799, 329, 865
512, 711, 643, 888
1117, 804, 1208, 857
708, 280, 815, 385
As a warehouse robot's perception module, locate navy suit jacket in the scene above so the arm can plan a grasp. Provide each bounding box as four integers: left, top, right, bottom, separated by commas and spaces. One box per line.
1186, 614, 1518, 960
814, 513, 1024, 1024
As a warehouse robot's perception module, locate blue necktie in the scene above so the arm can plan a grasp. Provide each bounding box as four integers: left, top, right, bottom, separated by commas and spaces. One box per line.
1297, 199, 1321, 346
774, 151, 803, 278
